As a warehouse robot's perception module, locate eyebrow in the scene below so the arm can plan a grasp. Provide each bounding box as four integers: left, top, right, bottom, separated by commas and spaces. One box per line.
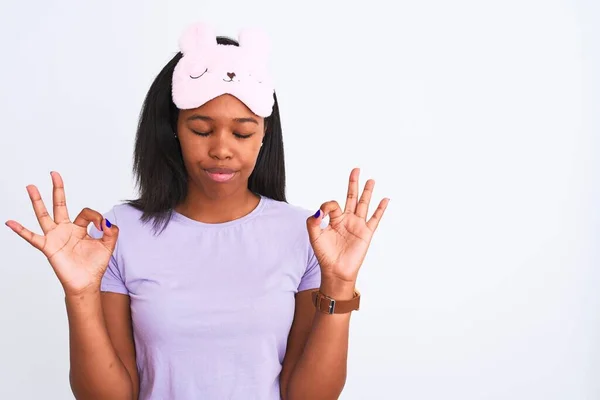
187, 115, 259, 125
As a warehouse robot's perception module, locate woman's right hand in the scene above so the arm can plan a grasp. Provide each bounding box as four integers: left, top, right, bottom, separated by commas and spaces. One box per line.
5, 171, 119, 297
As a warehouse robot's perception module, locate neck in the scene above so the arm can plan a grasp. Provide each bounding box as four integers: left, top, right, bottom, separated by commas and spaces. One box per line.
175, 184, 261, 224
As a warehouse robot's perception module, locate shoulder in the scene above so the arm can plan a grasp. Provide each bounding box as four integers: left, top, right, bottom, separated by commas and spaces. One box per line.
261, 197, 316, 225
259, 197, 318, 250
88, 203, 151, 239
88, 203, 168, 258
97, 203, 145, 228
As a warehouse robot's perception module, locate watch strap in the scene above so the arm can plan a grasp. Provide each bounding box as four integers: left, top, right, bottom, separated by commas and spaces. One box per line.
311, 289, 361, 314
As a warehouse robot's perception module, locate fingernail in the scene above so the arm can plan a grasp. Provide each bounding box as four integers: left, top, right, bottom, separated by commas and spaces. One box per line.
105, 219, 112, 228
313, 210, 321, 219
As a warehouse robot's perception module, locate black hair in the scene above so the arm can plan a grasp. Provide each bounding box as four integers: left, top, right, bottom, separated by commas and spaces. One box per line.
124, 36, 286, 234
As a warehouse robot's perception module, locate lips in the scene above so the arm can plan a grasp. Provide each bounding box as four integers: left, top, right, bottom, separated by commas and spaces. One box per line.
204, 167, 237, 183
205, 167, 236, 174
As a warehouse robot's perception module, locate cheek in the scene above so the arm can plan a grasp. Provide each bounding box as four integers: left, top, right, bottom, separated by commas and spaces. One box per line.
252, 136, 265, 156
178, 140, 206, 164
242, 144, 261, 164
239, 141, 263, 171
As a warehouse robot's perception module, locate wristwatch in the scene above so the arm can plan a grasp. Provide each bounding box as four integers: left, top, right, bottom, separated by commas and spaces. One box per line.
311, 289, 361, 314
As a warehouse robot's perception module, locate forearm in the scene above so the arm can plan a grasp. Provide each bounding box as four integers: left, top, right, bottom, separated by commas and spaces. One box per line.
66, 290, 133, 400
286, 280, 356, 400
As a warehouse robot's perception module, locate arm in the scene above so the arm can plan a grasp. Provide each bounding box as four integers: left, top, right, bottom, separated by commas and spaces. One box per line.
281, 279, 356, 400
67, 290, 139, 400
282, 168, 389, 399
4, 173, 139, 399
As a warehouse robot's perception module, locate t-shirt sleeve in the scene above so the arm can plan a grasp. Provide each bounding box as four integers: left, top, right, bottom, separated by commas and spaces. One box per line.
87, 209, 128, 295
298, 242, 322, 292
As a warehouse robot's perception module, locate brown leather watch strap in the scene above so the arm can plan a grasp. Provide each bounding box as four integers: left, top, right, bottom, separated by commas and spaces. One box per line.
311, 289, 361, 314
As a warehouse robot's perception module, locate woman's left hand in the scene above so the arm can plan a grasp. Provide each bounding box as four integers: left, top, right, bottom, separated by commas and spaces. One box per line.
306, 168, 390, 296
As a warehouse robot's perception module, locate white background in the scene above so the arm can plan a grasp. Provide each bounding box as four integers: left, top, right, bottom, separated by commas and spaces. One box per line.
0, 0, 598, 399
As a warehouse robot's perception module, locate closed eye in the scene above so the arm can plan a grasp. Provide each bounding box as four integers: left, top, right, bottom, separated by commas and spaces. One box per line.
191, 130, 254, 139
190, 68, 208, 79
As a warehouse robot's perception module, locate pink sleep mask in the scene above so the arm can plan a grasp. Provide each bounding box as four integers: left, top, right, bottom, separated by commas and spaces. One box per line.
171, 22, 275, 118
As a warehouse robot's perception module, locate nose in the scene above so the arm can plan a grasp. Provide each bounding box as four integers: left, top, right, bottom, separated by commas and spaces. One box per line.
227, 72, 236, 80
208, 133, 234, 160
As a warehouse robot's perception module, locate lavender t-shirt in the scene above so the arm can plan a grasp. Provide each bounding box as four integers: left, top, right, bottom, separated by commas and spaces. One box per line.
88, 195, 321, 399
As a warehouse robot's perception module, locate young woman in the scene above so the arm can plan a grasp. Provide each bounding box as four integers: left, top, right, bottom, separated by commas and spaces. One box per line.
6, 22, 389, 400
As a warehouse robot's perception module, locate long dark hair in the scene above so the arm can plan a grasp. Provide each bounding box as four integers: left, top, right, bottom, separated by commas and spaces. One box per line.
124, 36, 286, 234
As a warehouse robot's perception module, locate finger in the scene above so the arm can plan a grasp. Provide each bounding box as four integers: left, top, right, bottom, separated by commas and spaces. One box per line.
98, 218, 119, 252
306, 200, 343, 240
343, 168, 360, 214
51, 171, 70, 223
73, 207, 105, 232
26, 185, 56, 234
320, 200, 343, 221
366, 198, 390, 231
5, 220, 46, 251
356, 179, 376, 219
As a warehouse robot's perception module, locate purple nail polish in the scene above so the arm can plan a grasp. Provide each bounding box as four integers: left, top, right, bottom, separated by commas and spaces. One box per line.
106, 219, 112, 228
313, 210, 321, 218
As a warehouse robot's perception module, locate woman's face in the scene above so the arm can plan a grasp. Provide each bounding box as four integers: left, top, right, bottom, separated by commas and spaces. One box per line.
176, 94, 265, 198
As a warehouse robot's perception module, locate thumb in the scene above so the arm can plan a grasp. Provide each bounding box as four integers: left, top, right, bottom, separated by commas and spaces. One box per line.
99, 218, 119, 251
306, 209, 323, 241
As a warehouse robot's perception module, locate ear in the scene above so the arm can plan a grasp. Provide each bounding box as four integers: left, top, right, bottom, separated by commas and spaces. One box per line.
238, 27, 271, 59
178, 22, 217, 55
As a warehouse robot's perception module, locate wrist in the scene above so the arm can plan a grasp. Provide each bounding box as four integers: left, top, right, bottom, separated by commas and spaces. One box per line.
64, 288, 104, 321
319, 277, 356, 300
64, 285, 102, 303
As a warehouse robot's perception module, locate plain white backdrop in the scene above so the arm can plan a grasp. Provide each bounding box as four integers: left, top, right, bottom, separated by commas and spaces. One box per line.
0, 0, 598, 399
